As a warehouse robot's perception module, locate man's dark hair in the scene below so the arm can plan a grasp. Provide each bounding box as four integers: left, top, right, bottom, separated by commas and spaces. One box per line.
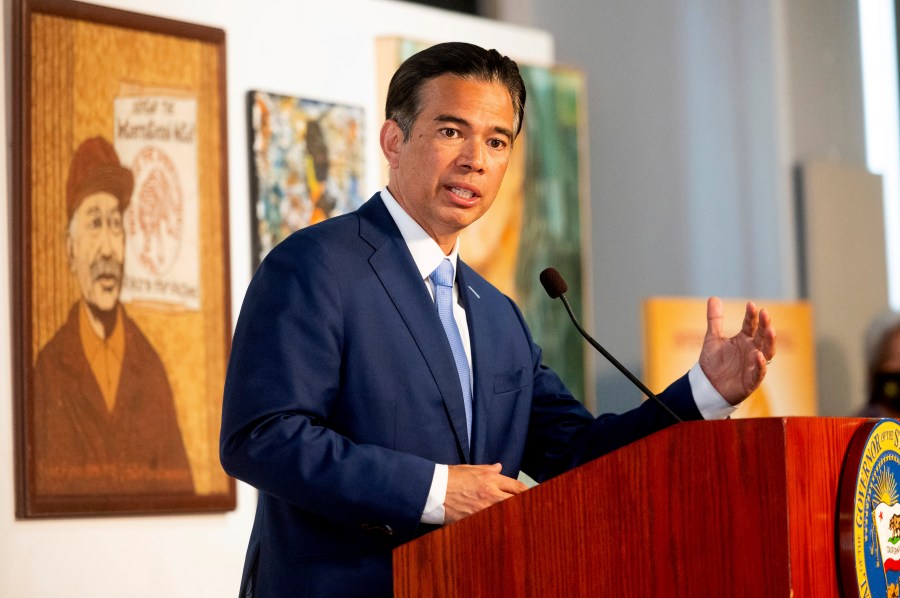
385, 41, 526, 141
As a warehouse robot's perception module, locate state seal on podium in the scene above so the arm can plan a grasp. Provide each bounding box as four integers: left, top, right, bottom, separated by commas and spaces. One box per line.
839, 419, 900, 598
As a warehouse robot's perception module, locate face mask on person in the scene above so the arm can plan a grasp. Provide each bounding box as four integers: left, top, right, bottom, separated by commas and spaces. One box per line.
872, 372, 900, 409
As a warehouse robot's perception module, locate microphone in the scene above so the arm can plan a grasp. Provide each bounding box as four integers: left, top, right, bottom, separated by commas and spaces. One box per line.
539, 267, 683, 423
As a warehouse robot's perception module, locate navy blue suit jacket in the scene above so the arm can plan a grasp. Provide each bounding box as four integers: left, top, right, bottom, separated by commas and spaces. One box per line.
220, 193, 700, 597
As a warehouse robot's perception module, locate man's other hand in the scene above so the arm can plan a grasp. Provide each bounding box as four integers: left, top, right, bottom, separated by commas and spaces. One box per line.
444, 463, 527, 524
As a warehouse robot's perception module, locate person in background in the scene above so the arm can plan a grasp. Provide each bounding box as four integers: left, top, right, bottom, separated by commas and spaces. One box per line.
859, 310, 900, 419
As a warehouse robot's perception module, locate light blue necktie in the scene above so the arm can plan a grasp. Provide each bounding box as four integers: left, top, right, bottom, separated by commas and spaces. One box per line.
430, 259, 472, 445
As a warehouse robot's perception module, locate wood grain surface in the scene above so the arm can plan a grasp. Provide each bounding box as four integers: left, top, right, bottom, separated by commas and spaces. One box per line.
394, 417, 865, 597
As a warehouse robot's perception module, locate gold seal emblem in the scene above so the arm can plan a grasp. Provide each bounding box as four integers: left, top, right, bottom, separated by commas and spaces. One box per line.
839, 419, 900, 597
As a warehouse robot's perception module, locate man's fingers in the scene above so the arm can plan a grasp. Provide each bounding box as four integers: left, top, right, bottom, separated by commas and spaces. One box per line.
496, 475, 528, 495
705, 296, 724, 340
445, 463, 527, 523
758, 308, 776, 361
753, 349, 768, 387
741, 300, 759, 338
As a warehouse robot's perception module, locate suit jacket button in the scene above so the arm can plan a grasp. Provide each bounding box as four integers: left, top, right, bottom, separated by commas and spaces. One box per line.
361, 523, 394, 537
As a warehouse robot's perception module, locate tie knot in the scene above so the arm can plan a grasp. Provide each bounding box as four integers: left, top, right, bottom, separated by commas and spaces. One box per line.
430, 259, 454, 289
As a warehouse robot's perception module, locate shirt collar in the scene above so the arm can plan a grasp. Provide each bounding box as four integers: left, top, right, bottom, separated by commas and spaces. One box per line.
380, 186, 460, 281
78, 300, 125, 411
78, 300, 125, 356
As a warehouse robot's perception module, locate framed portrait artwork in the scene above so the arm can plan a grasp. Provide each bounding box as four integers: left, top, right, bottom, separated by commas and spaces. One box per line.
247, 91, 366, 267
11, 0, 235, 516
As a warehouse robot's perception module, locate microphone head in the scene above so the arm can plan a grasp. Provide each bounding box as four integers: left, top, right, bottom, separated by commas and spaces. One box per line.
539, 267, 568, 299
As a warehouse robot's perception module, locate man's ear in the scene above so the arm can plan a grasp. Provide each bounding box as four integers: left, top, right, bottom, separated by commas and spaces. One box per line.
380, 119, 403, 169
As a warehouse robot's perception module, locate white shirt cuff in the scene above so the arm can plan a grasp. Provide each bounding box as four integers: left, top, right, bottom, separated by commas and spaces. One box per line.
688, 362, 738, 420
421, 463, 448, 524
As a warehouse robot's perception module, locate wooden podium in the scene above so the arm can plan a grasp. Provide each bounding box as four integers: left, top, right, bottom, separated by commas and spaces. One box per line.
394, 417, 866, 597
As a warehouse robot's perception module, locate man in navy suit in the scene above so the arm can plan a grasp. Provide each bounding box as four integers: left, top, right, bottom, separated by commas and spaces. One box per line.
220, 42, 776, 597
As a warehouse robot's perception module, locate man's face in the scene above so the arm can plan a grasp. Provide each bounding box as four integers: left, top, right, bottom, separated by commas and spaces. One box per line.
67, 191, 125, 312
381, 74, 515, 252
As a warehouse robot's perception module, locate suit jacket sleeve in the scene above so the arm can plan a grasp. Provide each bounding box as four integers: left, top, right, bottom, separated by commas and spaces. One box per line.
220, 232, 435, 537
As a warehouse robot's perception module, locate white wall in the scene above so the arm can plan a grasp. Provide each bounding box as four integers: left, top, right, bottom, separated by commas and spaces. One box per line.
0, 1, 551, 595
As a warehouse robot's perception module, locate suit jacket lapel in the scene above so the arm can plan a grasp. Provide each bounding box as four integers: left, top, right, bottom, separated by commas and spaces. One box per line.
457, 262, 491, 465
358, 195, 472, 462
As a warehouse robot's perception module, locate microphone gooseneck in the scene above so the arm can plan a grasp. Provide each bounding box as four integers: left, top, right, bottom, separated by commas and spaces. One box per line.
539, 267, 683, 423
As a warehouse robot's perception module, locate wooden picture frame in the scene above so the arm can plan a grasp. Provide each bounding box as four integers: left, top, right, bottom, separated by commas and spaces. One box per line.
12, 0, 235, 517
